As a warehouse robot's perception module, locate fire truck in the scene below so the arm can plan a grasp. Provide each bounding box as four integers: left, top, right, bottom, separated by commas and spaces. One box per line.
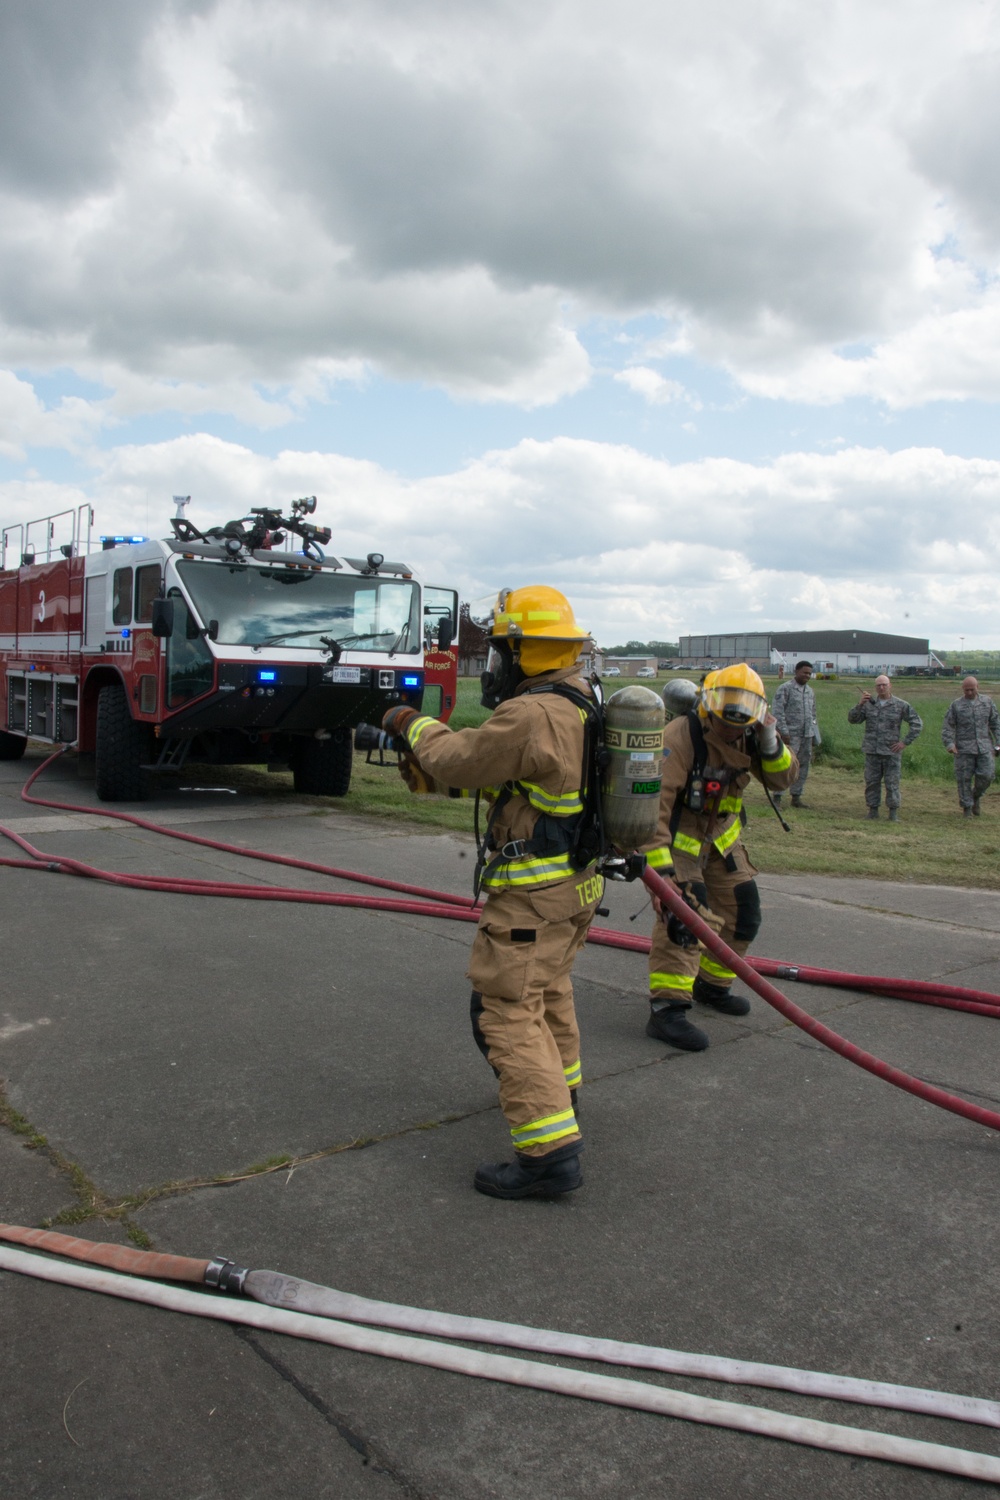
0, 498, 459, 801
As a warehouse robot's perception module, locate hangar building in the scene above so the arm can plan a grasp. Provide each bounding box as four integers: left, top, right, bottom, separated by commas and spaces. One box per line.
677, 630, 940, 675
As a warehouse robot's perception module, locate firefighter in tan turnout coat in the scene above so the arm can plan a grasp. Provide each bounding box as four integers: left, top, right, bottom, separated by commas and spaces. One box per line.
383, 586, 600, 1200
642, 665, 798, 1051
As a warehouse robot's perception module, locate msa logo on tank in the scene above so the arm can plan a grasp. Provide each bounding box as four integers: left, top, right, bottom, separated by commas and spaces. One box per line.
604, 725, 663, 795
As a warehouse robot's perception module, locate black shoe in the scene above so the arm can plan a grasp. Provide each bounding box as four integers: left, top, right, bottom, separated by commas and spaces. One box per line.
973, 800, 982, 817
963, 806, 973, 818
474, 1142, 582, 1199
646, 1007, 709, 1051
696, 987, 751, 1016
888, 808, 899, 822
866, 807, 879, 819
791, 796, 810, 808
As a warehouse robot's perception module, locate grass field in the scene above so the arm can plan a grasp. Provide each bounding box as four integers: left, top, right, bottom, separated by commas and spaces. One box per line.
197, 672, 1000, 890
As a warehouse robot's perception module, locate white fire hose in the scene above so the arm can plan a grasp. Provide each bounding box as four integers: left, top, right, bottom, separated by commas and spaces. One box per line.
4, 1244, 1000, 1484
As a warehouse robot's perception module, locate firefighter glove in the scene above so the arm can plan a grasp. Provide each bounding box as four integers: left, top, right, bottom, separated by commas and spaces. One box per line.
399, 751, 434, 795
382, 705, 420, 740
665, 879, 725, 948
756, 718, 780, 758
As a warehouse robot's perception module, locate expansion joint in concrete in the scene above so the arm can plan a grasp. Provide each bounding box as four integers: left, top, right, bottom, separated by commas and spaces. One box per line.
232, 1325, 429, 1498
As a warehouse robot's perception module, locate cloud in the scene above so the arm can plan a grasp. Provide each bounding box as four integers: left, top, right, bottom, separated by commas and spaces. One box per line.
0, 0, 997, 413
2, 431, 995, 644
613, 368, 688, 405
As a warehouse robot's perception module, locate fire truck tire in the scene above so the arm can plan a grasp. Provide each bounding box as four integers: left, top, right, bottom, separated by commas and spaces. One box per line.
291, 733, 353, 797
95, 683, 152, 802
0, 730, 26, 760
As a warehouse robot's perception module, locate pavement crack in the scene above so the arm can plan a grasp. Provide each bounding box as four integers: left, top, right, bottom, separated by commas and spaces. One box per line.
232, 1325, 429, 1498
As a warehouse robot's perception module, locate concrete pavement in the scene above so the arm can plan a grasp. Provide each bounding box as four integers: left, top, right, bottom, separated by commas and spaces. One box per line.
2, 752, 1000, 1498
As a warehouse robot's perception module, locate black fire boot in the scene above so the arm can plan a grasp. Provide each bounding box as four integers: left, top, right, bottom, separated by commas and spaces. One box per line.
645, 1003, 709, 1051
474, 1139, 583, 1199
692, 975, 751, 1016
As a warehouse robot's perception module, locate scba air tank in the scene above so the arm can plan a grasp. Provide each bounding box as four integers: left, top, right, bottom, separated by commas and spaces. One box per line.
601, 686, 665, 852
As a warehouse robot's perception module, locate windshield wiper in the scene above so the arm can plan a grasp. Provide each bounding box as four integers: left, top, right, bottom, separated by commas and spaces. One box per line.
253, 629, 328, 649
254, 628, 400, 650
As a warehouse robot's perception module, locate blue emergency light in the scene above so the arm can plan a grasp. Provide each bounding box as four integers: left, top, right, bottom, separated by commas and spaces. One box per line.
401, 674, 421, 688
257, 670, 277, 683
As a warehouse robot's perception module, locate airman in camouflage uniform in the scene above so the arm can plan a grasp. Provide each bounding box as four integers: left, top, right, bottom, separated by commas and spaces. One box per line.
942, 676, 1000, 816
847, 675, 922, 820
771, 661, 820, 807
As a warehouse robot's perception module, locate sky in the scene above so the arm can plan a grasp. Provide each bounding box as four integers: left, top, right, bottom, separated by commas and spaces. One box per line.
2, 0, 1000, 648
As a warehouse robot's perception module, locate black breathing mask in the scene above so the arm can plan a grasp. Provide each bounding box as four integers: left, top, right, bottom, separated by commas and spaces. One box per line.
480, 641, 524, 709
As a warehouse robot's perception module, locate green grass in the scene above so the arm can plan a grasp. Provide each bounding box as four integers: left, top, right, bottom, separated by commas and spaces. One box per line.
189, 673, 1000, 890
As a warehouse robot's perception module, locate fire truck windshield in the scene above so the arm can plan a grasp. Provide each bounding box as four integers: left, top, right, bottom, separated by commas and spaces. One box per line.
176, 560, 421, 653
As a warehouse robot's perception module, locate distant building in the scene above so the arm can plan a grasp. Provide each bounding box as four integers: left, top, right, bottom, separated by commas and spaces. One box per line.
677, 630, 941, 675
596, 654, 658, 674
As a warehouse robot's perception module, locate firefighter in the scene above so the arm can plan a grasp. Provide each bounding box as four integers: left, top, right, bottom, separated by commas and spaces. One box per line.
382, 586, 600, 1200
642, 665, 798, 1051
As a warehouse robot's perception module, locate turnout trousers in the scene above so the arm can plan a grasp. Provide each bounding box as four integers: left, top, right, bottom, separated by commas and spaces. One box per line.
955, 752, 995, 809
865, 752, 902, 810
468, 871, 601, 1158
648, 844, 761, 1007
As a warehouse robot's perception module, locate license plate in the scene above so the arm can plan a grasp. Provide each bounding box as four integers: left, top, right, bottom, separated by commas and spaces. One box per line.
327, 666, 361, 683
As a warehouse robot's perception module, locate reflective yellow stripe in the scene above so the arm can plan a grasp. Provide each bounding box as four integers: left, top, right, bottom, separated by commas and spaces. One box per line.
563, 1059, 582, 1088
650, 972, 695, 993
713, 818, 741, 856
496, 609, 563, 628
673, 831, 701, 857
718, 796, 742, 814
699, 955, 736, 982
481, 851, 574, 889
761, 745, 792, 772
646, 845, 674, 871
511, 1108, 579, 1148
515, 779, 584, 816
406, 715, 439, 749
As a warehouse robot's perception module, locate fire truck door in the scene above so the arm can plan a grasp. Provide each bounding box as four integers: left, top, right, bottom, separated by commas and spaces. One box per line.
84, 573, 107, 648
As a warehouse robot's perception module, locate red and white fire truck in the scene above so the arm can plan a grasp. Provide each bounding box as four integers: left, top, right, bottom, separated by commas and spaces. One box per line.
0, 498, 458, 801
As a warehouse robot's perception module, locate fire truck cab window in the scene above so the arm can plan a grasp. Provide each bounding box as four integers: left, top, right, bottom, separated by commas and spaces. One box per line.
112, 568, 133, 626
135, 565, 161, 623
165, 588, 213, 707
176, 560, 420, 652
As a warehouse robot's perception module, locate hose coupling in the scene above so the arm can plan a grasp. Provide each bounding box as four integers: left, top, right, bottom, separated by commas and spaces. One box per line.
204, 1257, 249, 1294
775, 964, 800, 980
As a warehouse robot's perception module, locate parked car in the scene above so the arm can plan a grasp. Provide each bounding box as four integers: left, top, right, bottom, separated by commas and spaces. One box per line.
603, 667, 621, 676
636, 666, 656, 678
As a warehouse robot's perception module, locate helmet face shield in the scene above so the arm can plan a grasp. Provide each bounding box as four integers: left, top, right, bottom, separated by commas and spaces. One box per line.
701, 684, 768, 726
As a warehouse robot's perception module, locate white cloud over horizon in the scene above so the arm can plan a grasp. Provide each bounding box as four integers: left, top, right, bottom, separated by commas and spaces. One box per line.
2, 430, 995, 647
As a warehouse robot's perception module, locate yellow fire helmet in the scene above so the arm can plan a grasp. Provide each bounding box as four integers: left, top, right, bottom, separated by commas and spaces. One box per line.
699, 663, 768, 726
489, 585, 588, 641
489, 585, 589, 675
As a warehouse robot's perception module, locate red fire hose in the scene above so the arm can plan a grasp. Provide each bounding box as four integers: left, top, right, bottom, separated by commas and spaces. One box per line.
4, 749, 1000, 1134
642, 866, 1000, 1134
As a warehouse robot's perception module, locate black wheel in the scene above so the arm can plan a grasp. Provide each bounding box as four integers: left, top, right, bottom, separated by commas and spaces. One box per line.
0, 730, 26, 761
291, 733, 353, 796
95, 683, 153, 801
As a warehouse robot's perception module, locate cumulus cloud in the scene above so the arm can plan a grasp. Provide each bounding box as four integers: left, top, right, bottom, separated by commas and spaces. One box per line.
2, 432, 995, 644
0, 0, 998, 412
613, 368, 689, 406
